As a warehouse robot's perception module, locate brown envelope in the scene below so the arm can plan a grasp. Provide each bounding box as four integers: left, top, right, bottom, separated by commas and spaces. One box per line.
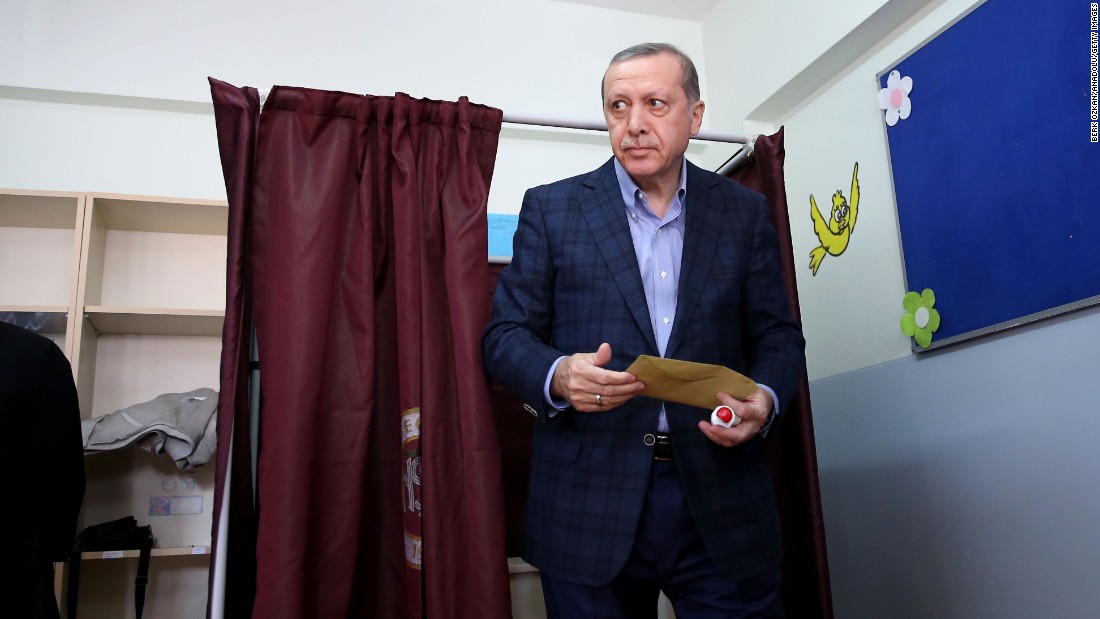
625, 355, 758, 409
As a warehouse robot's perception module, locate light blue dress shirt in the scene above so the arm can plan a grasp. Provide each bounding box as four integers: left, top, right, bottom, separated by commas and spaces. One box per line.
615, 159, 686, 432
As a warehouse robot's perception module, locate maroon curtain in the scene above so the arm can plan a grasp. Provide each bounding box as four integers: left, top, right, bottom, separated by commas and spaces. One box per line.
209, 80, 512, 619
731, 127, 835, 619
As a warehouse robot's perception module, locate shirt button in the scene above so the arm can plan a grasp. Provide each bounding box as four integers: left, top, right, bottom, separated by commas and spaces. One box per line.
660, 271, 667, 279
662, 316, 670, 324
657, 229, 662, 235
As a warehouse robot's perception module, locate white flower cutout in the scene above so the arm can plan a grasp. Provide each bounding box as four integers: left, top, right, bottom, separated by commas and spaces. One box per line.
878, 70, 913, 126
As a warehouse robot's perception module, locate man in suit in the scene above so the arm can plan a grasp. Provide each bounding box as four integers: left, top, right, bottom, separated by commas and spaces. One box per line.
482, 43, 805, 618
0, 320, 86, 619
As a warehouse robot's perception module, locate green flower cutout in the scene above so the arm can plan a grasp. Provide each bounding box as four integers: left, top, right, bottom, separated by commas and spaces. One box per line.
900, 288, 941, 348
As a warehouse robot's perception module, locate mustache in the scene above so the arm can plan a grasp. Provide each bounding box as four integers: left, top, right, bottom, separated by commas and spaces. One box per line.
620, 136, 660, 149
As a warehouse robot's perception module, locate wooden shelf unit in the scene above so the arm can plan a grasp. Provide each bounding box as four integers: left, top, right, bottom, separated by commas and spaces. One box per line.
2, 188, 227, 619
0, 189, 85, 354
78, 546, 211, 560
72, 192, 228, 418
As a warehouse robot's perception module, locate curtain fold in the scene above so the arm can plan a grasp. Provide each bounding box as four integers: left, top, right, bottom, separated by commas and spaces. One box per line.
208, 80, 511, 619
731, 127, 835, 619
208, 77, 260, 619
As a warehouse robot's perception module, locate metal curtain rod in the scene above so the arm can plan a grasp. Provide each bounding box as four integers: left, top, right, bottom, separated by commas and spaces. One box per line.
500, 112, 750, 144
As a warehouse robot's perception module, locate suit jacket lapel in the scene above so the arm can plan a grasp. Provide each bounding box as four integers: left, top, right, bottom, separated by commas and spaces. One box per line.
580, 159, 659, 355
667, 162, 722, 359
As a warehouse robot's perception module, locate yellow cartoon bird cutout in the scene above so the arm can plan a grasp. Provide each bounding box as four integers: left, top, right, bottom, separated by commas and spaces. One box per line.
809, 162, 860, 276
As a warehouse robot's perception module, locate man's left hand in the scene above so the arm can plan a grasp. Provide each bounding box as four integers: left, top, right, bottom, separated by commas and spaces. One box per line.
697, 388, 773, 448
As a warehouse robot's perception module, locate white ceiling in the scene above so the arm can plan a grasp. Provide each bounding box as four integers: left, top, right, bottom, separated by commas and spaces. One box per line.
548, 0, 723, 21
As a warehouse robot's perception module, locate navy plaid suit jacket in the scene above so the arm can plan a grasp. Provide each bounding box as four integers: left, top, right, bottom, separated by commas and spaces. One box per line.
483, 158, 805, 586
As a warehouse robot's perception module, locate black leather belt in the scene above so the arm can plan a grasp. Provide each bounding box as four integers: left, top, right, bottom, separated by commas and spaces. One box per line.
643, 433, 673, 461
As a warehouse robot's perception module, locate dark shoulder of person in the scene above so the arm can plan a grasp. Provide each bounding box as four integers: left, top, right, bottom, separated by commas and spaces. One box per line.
0, 320, 84, 559
0, 320, 74, 405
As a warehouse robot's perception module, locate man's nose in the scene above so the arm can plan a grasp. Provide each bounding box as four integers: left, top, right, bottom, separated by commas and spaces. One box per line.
627, 106, 648, 134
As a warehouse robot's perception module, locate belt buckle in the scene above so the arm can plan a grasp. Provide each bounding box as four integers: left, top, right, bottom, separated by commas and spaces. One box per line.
646, 432, 673, 462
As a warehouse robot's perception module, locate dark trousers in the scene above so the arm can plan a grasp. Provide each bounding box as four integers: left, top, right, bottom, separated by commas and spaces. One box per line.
540, 460, 783, 619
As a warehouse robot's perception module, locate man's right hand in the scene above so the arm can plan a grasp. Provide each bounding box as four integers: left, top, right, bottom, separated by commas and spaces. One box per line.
551, 342, 645, 412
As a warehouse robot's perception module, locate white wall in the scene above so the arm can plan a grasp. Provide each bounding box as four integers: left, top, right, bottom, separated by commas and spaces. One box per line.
0, 0, 738, 215
704, 1, 1100, 617
3, 0, 696, 110
702, 0, 896, 132
703, 0, 961, 379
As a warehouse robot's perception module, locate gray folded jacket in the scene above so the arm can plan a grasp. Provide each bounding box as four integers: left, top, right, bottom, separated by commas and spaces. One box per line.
81, 388, 218, 469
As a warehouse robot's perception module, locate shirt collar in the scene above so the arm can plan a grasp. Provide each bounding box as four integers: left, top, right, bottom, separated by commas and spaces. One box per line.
612, 158, 688, 215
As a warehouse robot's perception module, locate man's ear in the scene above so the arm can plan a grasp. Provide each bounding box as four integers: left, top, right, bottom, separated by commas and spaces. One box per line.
690, 100, 705, 136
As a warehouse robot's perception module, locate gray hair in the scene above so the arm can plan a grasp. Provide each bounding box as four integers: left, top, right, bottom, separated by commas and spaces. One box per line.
602, 43, 701, 105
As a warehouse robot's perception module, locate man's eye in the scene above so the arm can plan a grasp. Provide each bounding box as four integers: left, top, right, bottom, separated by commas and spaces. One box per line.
649, 99, 666, 108
611, 101, 626, 111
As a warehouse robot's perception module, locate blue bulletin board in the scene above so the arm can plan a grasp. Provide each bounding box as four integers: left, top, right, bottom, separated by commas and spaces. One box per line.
882, 0, 1100, 350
